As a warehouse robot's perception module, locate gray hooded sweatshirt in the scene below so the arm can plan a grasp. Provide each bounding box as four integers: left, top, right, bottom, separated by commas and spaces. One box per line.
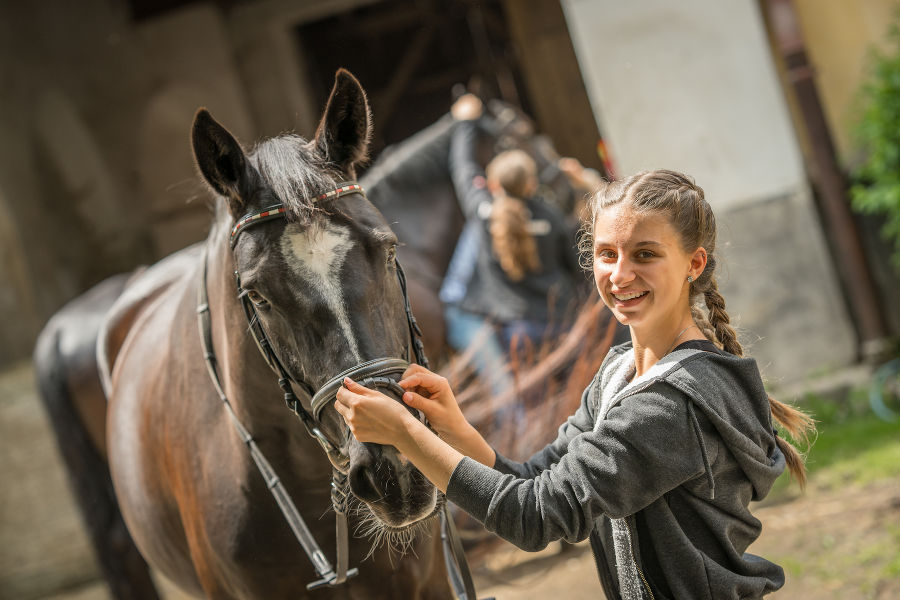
447, 342, 786, 599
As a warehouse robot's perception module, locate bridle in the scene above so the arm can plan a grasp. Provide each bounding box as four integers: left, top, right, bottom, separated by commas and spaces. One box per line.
197, 181, 480, 598
230, 182, 424, 462
230, 184, 428, 473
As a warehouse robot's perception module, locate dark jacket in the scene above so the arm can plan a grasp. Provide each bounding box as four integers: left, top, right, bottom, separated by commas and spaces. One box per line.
447, 342, 786, 599
447, 120, 583, 324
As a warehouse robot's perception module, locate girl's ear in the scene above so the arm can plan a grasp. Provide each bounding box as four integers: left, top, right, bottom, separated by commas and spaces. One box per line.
689, 247, 708, 279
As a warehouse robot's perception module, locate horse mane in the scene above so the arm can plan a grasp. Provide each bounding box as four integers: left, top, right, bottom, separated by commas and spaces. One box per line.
249, 134, 342, 222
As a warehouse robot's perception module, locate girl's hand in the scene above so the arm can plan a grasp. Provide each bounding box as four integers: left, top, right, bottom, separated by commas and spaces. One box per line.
558, 157, 601, 192
399, 364, 471, 447
334, 378, 418, 447
451, 93, 483, 121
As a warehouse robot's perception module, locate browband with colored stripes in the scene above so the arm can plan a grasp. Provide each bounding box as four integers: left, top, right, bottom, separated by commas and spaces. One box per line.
229, 182, 363, 248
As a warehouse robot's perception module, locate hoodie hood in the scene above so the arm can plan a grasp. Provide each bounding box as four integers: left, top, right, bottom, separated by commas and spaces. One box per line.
675, 351, 785, 501
602, 343, 784, 502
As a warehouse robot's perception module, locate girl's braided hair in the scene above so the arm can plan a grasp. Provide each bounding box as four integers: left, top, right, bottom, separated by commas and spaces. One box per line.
585, 169, 814, 487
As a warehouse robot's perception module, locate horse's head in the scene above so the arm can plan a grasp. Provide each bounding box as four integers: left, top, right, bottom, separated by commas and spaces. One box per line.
191, 70, 438, 540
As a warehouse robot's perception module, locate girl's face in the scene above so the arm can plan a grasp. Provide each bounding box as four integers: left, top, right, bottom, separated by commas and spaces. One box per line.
592, 204, 706, 333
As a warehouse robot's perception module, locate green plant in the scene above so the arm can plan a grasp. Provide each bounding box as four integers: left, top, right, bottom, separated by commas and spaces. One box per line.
851, 22, 900, 270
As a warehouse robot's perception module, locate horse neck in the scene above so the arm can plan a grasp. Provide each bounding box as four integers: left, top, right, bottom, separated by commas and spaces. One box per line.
363, 115, 454, 188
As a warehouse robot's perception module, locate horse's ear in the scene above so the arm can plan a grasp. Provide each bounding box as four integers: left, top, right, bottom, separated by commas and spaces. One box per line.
191, 108, 248, 215
314, 69, 372, 175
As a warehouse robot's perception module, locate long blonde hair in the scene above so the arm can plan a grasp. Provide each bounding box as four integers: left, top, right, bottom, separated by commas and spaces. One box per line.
486, 150, 541, 282
586, 169, 815, 487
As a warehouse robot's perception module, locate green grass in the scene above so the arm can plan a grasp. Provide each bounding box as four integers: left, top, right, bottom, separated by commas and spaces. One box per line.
804, 414, 900, 487
766, 392, 900, 501
755, 386, 900, 596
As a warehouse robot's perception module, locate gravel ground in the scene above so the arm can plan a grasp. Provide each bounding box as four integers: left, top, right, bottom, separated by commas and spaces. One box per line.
4, 360, 898, 600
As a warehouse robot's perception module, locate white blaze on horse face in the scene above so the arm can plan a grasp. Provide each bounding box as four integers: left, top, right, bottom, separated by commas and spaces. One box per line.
281, 221, 361, 361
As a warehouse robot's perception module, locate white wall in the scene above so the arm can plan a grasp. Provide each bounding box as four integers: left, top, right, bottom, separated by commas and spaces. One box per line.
562, 0, 805, 210
561, 0, 857, 382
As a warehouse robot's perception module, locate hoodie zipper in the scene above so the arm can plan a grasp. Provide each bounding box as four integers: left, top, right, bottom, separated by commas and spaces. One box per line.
625, 518, 654, 600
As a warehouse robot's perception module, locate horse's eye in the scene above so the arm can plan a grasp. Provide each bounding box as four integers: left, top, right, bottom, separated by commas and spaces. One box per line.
246, 290, 268, 308
386, 245, 397, 265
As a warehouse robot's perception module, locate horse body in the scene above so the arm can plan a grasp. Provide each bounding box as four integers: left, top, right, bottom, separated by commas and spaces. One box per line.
36, 70, 453, 599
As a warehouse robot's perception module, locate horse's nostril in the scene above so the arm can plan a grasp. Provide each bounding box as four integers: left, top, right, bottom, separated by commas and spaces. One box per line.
349, 464, 383, 503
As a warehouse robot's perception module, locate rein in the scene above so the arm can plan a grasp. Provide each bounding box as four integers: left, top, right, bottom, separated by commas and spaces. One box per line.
198, 181, 480, 599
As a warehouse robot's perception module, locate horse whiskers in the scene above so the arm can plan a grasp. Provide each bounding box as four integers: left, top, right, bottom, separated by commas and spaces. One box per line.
346, 498, 436, 563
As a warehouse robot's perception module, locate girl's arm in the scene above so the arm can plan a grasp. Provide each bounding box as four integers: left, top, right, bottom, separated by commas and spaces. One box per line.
335, 364, 599, 482
337, 375, 706, 551
448, 388, 707, 551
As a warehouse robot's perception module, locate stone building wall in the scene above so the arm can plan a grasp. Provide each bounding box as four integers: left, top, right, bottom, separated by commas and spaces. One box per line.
0, 0, 344, 366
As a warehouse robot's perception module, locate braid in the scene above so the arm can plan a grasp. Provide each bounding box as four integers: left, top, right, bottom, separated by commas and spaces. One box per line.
769, 397, 815, 488
486, 149, 541, 281
703, 277, 743, 356
690, 304, 720, 348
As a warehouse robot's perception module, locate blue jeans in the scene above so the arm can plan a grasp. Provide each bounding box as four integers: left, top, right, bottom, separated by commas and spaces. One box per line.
443, 305, 513, 399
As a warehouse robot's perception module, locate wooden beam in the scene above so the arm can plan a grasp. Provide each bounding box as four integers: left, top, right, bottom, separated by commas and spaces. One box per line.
372, 18, 438, 129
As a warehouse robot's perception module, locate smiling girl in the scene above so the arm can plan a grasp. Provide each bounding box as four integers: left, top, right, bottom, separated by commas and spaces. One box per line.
336, 169, 814, 599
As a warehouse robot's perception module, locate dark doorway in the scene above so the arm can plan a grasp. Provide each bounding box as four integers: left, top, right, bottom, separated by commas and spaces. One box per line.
296, 0, 534, 157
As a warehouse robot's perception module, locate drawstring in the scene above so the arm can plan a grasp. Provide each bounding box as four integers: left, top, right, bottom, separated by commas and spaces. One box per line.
686, 403, 716, 500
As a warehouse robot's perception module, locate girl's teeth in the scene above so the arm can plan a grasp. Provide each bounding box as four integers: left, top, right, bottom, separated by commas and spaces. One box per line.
614, 291, 646, 301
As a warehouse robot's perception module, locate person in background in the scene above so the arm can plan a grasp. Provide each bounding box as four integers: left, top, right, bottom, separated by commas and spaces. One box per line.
336, 168, 815, 599
441, 94, 584, 366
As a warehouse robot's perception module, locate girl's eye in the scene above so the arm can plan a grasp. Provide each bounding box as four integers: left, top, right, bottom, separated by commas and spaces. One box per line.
636, 250, 655, 260
596, 249, 616, 261
246, 290, 268, 307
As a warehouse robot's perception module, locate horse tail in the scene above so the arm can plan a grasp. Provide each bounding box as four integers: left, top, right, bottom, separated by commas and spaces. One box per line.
33, 283, 160, 600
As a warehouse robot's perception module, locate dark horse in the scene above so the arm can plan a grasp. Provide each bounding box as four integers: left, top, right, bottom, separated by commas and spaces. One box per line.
34, 70, 453, 599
